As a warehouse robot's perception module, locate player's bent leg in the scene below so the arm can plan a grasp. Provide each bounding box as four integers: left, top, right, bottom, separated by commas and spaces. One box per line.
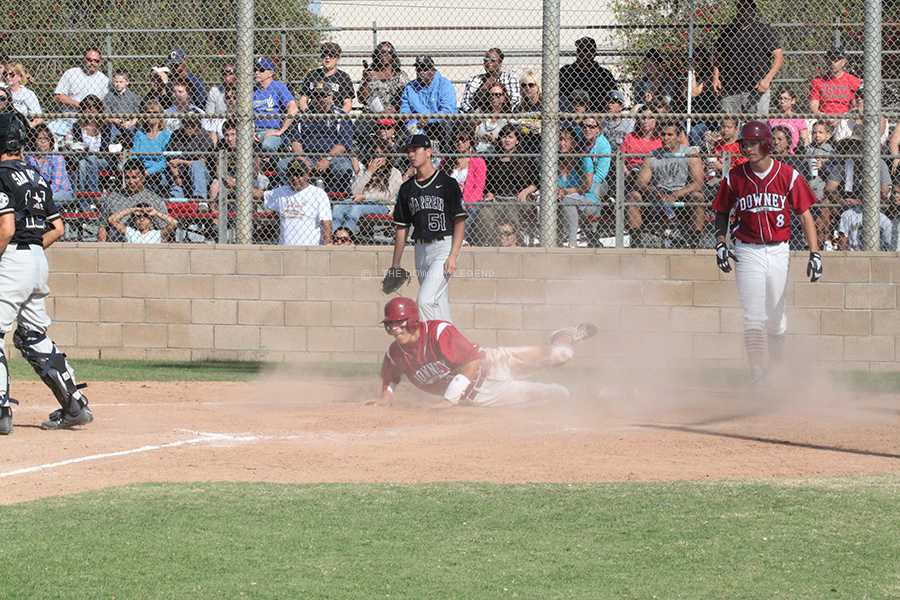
13, 327, 93, 430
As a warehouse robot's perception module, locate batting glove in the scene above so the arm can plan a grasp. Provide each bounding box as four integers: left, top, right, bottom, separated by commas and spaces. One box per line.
807, 251, 823, 282
715, 241, 737, 273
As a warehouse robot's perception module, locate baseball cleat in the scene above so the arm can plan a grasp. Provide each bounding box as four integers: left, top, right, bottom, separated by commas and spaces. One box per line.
550, 322, 599, 346
40, 406, 93, 431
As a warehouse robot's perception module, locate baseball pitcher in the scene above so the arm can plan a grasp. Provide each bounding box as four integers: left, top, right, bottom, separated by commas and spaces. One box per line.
376, 296, 597, 407
0, 113, 93, 434
712, 121, 821, 385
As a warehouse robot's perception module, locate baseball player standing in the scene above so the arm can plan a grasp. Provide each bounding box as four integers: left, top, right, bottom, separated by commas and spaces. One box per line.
375, 296, 598, 407
383, 134, 466, 322
0, 113, 92, 434
712, 121, 822, 385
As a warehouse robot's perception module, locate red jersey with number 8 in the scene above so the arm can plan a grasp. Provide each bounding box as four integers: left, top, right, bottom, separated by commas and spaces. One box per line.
712, 160, 816, 244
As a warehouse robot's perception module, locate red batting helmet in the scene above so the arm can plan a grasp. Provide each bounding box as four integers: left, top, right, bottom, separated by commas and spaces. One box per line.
382, 297, 420, 328
739, 120, 772, 154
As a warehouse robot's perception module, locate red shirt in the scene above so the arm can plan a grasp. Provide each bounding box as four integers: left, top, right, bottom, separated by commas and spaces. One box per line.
713, 140, 748, 167
380, 320, 483, 397
809, 72, 862, 114
620, 133, 662, 170
712, 160, 816, 244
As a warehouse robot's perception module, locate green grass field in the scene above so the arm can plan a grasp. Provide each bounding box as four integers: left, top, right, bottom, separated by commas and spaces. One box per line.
2, 480, 899, 599
4, 360, 899, 598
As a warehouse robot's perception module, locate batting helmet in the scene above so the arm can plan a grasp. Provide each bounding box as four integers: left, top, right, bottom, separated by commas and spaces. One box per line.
0, 112, 27, 154
382, 297, 420, 329
739, 120, 772, 154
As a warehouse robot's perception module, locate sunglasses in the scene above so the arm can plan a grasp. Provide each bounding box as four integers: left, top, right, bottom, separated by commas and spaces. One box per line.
332, 236, 352, 244
321, 53, 339, 59
583, 123, 600, 129
490, 91, 506, 97
3, 71, 17, 77
223, 69, 236, 75
521, 82, 537, 88
483, 57, 499, 63
84, 57, 102, 64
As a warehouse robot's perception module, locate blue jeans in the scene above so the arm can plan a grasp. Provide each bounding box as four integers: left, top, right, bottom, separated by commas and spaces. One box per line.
257, 130, 283, 152
331, 202, 390, 234
169, 160, 210, 199
78, 154, 110, 193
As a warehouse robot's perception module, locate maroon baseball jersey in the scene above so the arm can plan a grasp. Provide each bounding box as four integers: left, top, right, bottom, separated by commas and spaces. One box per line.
712, 159, 816, 244
381, 320, 483, 396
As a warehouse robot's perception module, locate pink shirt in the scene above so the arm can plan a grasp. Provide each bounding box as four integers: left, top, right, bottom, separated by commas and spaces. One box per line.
768, 117, 807, 152
809, 72, 861, 114
620, 133, 662, 170
455, 156, 487, 203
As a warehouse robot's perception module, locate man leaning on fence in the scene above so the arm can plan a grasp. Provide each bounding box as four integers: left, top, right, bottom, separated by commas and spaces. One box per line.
253, 160, 333, 247
98, 159, 170, 242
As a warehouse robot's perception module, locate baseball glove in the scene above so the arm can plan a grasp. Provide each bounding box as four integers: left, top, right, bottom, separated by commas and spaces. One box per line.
382, 267, 411, 294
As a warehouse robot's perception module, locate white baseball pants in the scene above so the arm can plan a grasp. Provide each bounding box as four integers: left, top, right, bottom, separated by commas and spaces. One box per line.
415, 238, 453, 322
734, 240, 789, 335
465, 347, 571, 407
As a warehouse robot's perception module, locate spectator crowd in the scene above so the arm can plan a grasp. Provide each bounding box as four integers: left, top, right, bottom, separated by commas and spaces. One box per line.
2, 0, 898, 249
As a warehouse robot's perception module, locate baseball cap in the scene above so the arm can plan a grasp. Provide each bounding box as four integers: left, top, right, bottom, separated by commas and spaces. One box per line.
255, 56, 275, 71
377, 118, 397, 127
575, 37, 597, 53
286, 160, 310, 178
166, 48, 186, 67
607, 90, 626, 105
321, 42, 342, 57
414, 55, 435, 71
405, 134, 432, 150
826, 46, 846, 61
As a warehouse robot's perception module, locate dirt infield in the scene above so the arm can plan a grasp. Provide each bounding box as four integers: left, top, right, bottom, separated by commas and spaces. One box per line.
1, 375, 899, 505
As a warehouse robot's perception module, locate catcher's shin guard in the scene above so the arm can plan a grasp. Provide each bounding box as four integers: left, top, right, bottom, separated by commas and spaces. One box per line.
0, 339, 12, 435
14, 328, 89, 419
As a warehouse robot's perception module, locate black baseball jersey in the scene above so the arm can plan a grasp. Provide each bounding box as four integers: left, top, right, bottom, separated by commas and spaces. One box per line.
0, 159, 60, 246
393, 170, 466, 242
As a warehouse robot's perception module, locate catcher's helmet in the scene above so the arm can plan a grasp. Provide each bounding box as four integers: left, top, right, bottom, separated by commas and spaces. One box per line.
738, 120, 772, 154
382, 297, 420, 328
0, 112, 27, 154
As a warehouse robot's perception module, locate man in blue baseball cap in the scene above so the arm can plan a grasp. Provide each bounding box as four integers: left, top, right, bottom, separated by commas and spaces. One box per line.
252, 56, 298, 152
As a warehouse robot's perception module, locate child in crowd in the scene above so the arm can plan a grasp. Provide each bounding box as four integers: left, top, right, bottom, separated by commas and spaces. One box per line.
804, 120, 836, 200
703, 116, 745, 189
768, 87, 809, 152
108, 202, 179, 244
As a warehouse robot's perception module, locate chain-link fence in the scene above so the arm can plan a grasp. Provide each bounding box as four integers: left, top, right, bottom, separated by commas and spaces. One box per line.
0, 0, 896, 249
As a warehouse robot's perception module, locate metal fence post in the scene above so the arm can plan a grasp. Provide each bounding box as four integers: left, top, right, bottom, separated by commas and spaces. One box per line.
615, 151, 625, 248
280, 24, 288, 83
105, 24, 113, 78
217, 149, 230, 243
372, 21, 378, 50
538, 0, 560, 248
861, 0, 882, 251
235, 0, 255, 245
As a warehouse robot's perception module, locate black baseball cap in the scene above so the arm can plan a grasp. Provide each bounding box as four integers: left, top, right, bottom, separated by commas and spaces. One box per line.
405, 134, 432, 150
826, 46, 846, 61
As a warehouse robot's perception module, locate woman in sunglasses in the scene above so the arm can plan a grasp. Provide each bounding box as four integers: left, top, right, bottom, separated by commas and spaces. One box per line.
331, 227, 355, 246
474, 84, 511, 153
3, 63, 42, 128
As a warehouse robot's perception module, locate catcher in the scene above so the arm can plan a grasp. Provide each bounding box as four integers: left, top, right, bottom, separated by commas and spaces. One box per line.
375, 297, 598, 407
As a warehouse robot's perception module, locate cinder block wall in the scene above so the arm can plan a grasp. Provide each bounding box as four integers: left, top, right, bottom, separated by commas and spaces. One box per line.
41, 244, 900, 371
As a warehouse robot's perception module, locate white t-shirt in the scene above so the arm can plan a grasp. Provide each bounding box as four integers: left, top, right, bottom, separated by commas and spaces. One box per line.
54, 67, 110, 104
263, 184, 332, 246
125, 227, 162, 244
838, 206, 893, 250
11, 87, 42, 118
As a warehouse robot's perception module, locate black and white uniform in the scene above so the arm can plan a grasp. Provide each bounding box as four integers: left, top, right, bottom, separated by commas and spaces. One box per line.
393, 170, 466, 322
0, 159, 86, 414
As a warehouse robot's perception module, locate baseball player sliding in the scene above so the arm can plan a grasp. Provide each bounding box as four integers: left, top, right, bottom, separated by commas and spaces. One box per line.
382, 134, 466, 322
0, 113, 92, 434
375, 296, 598, 407
712, 121, 822, 385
